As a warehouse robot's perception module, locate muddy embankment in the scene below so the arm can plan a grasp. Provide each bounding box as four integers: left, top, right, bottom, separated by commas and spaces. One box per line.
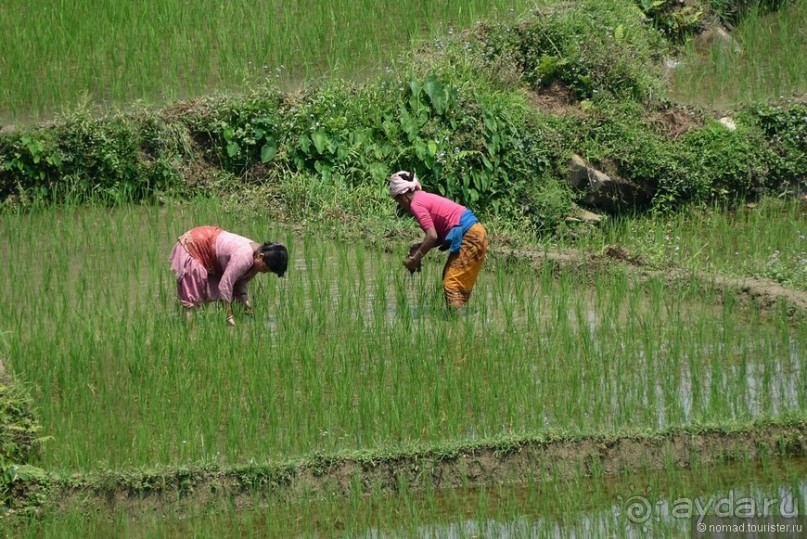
6, 419, 803, 518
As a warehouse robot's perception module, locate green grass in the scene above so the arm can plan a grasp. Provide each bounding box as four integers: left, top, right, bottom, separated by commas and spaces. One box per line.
0, 201, 803, 472
4, 0, 804, 125
563, 197, 807, 290
12, 457, 807, 537
0, 0, 546, 125
670, 1, 807, 106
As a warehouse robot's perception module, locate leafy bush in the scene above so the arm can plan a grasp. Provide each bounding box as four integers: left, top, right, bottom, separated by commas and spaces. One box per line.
562, 99, 801, 210
0, 111, 187, 207
633, 1, 796, 41
739, 102, 807, 189
636, 0, 707, 42
280, 80, 396, 184
187, 74, 566, 226
0, 378, 45, 468
477, 0, 668, 101
677, 121, 764, 199
190, 91, 285, 174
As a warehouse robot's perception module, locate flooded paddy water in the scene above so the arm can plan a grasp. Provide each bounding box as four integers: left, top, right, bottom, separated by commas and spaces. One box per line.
14, 458, 807, 537
0, 203, 804, 531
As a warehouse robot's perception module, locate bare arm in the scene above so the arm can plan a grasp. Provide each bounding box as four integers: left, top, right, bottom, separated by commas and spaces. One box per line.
415, 228, 439, 260
234, 280, 252, 308
405, 228, 438, 271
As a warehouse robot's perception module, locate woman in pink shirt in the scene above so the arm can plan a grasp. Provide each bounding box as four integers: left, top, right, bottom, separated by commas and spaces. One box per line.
169, 226, 288, 325
389, 171, 488, 308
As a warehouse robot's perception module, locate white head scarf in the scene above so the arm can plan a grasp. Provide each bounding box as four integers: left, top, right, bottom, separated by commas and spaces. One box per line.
388, 171, 422, 198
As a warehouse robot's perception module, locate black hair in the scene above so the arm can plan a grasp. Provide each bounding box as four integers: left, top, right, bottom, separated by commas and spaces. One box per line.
397, 171, 414, 183
259, 242, 288, 277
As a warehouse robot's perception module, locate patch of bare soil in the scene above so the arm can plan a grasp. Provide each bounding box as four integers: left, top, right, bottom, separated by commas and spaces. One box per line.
602, 244, 645, 266
525, 83, 582, 117
645, 104, 704, 140
32, 422, 805, 519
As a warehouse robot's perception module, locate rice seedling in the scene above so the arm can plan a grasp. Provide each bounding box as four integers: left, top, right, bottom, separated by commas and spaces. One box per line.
569, 197, 807, 291
12, 456, 806, 537
0, 0, 547, 124
670, 1, 807, 106
0, 200, 803, 473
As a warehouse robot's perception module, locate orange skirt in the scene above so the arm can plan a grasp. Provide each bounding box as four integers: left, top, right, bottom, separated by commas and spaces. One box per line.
442, 223, 488, 307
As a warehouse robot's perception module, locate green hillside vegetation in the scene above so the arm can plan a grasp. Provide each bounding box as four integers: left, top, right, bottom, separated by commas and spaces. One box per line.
1, 0, 804, 233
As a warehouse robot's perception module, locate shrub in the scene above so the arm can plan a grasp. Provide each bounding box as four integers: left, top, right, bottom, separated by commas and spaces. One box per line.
478, 0, 668, 101
0, 111, 187, 207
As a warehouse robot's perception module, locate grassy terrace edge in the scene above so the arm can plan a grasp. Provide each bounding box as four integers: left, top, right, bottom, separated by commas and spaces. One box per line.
4, 416, 805, 518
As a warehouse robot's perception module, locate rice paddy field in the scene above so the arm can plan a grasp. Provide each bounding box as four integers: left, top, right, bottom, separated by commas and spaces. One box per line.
0, 201, 804, 472
3, 0, 806, 124
0, 199, 805, 535
669, 1, 807, 106
565, 198, 807, 291
0, 0, 545, 125
16, 458, 807, 537
2, 0, 807, 536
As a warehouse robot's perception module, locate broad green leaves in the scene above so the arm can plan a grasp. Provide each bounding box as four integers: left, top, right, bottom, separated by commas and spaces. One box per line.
213, 107, 282, 170
188, 74, 557, 221
260, 143, 277, 163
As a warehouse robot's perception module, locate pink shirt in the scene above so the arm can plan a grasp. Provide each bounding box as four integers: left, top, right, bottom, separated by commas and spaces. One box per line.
409, 191, 466, 241
215, 231, 258, 303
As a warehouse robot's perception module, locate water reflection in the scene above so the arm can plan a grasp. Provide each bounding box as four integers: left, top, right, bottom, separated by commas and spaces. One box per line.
357, 474, 807, 539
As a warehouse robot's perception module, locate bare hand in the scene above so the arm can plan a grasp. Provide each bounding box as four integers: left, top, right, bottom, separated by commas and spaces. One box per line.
404, 256, 422, 273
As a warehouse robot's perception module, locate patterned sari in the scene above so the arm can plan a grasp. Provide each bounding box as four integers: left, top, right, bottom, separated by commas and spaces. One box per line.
170, 226, 222, 308
442, 223, 488, 307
